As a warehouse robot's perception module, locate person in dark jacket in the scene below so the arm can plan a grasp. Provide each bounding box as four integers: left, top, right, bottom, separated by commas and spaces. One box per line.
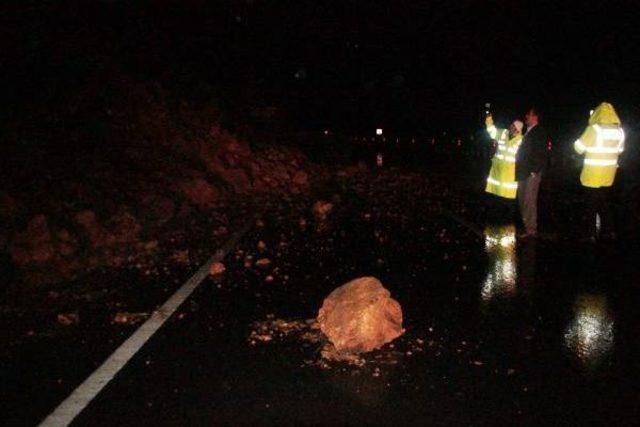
515, 107, 549, 238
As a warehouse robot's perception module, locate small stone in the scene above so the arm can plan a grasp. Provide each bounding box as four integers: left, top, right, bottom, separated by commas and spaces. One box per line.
113, 312, 147, 325
255, 258, 271, 268
209, 262, 226, 276
57, 313, 79, 326
312, 200, 334, 221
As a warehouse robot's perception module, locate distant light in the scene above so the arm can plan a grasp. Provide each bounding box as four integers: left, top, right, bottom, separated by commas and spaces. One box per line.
324, 129, 329, 136
376, 128, 383, 136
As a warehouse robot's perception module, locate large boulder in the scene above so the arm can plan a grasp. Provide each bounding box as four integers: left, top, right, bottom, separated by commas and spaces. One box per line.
312, 200, 333, 222
317, 277, 404, 353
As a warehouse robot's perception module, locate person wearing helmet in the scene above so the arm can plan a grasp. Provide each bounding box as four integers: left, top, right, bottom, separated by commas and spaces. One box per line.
574, 102, 625, 240
485, 114, 524, 200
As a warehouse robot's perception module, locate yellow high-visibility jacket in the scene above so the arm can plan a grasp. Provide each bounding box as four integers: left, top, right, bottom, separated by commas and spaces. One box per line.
574, 102, 625, 188
485, 121, 523, 199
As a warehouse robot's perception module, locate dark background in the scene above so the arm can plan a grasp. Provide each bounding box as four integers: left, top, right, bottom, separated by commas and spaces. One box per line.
3, 0, 640, 143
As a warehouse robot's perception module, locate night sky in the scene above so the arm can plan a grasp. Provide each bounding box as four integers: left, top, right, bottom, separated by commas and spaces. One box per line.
4, 0, 640, 138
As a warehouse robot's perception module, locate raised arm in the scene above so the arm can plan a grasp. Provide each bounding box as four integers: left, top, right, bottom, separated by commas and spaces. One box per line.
485, 114, 507, 142
485, 114, 498, 139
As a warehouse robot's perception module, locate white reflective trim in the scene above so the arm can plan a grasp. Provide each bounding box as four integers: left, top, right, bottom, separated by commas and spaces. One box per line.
487, 177, 518, 189
584, 158, 618, 166
585, 146, 622, 154
601, 128, 623, 139
575, 139, 586, 153
506, 146, 519, 154
619, 129, 626, 153
593, 124, 624, 150
494, 154, 515, 162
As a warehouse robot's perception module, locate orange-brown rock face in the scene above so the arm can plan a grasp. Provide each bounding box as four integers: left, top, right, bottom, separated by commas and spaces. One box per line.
317, 277, 404, 354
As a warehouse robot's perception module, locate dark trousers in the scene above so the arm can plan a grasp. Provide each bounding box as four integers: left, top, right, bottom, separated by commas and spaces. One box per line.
584, 187, 614, 237
486, 197, 517, 225
517, 173, 542, 235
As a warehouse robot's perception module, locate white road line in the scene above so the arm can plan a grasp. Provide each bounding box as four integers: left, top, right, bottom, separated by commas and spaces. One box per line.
39, 223, 251, 427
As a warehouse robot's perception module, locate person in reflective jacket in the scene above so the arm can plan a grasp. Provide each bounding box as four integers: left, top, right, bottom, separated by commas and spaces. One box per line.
574, 102, 625, 240
485, 114, 524, 199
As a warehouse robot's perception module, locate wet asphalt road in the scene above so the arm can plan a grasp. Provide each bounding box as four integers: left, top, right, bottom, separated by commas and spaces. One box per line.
56, 187, 640, 426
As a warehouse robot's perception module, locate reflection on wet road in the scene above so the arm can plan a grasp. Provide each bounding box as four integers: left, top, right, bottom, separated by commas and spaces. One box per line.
482, 225, 517, 302
564, 293, 614, 368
